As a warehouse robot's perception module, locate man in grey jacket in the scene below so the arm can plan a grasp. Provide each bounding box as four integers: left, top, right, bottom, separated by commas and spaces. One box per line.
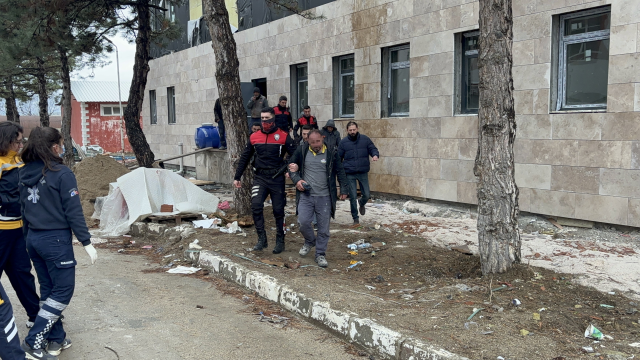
246, 87, 268, 128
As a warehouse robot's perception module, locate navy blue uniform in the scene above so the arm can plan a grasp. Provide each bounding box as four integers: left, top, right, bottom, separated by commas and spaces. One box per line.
19, 160, 91, 350
0, 152, 40, 325
0, 283, 26, 359
273, 106, 293, 134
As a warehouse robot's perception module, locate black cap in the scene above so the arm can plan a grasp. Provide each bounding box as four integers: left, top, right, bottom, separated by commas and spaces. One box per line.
253, 87, 261, 94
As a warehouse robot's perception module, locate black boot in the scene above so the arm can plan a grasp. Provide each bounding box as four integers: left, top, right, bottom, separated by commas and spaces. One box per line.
272, 233, 285, 254
253, 231, 268, 251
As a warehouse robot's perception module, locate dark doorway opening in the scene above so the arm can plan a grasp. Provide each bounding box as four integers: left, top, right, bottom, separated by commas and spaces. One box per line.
252, 78, 268, 98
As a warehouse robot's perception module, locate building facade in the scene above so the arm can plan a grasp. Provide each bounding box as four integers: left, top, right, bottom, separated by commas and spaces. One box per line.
69, 81, 135, 153
142, 0, 640, 227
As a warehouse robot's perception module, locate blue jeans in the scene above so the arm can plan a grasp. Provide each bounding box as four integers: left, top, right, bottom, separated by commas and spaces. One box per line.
25, 229, 76, 349
346, 173, 370, 221
0, 283, 25, 359
297, 192, 331, 257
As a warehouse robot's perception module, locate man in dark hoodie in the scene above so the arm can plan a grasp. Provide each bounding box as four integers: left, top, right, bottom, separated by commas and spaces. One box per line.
19, 127, 97, 359
234, 107, 297, 254
214, 98, 227, 150
338, 121, 379, 224
246, 87, 268, 128
320, 119, 341, 150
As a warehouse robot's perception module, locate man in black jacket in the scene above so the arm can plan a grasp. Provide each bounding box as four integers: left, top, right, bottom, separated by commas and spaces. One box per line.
320, 119, 341, 150
234, 107, 297, 254
214, 98, 227, 150
288, 130, 348, 267
338, 121, 379, 224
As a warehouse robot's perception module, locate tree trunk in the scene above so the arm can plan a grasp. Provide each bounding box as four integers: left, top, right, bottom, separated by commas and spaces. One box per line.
35, 56, 50, 127
58, 45, 74, 167
124, 0, 155, 168
203, 0, 252, 216
4, 76, 20, 124
474, 0, 520, 275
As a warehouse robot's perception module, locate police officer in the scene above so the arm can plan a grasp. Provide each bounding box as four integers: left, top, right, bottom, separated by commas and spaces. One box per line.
293, 106, 318, 144
0, 122, 40, 330
234, 107, 297, 254
19, 127, 98, 358
273, 96, 293, 135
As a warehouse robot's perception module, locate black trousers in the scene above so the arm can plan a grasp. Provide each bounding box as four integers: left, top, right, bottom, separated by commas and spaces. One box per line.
251, 174, 286, 237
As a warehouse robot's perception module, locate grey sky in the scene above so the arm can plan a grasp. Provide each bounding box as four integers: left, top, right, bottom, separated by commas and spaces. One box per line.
73, 32, 136, 86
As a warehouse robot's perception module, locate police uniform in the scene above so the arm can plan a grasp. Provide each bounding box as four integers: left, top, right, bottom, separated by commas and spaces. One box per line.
19, 160, 91, 350
293, 115, 318, 143
0, 151, 40, 326
273, 106, 293, 134
235, 127, 297, 253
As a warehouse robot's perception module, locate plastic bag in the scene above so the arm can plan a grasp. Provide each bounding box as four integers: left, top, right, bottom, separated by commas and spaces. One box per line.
92, 187, 130, 237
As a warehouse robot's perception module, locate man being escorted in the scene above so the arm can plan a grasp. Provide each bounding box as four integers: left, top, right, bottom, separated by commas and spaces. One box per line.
246, 87, 268, 128
338, 121, 379, 225
288, 130, 348, 268
274, 96, 293, 135
234, 107, 296, 254
293, 106, 318, 144
320, 119, 341, 150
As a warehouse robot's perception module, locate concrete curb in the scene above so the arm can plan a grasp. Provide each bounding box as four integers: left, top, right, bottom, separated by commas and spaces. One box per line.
195, 250, 468, 360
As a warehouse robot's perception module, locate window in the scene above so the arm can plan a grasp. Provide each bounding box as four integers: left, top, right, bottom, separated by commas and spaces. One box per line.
167, 86, 176, 124
338, 55, 355, 117
459, 31, 479, 114
290, 63, 308, 117
101, 105, 126, 116
381, 44, 410, 117
150, 90, 157, 125
556, 7, 610, 110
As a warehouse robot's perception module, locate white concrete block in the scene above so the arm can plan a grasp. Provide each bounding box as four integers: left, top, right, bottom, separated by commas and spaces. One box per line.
310, 301, 352, 336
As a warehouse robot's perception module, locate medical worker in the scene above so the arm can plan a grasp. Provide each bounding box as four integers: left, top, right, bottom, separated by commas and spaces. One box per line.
0, 122, 40, 328
19, 127, 97, 359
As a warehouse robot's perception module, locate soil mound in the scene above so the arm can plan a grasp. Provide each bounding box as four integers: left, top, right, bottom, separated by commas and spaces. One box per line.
74, 155, 130, 224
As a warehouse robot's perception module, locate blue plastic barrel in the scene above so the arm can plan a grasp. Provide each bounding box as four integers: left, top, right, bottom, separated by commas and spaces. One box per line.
194, 123, 220, 149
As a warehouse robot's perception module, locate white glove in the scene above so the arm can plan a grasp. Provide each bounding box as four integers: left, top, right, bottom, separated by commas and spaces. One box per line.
84, 244, 98, 265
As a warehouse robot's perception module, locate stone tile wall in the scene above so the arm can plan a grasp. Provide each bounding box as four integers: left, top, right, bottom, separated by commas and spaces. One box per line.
143, 0, 640, 227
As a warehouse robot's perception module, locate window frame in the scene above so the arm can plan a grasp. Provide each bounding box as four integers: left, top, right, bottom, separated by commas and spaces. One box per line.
387, 44, 411, 117
100, 104, 125, 116
296, 63, 308, 117
167, 86, 176, 124
460, 31, 479, 115
150, 90, 157, 125
556, 7, 610, 111
338, 54, 355, 118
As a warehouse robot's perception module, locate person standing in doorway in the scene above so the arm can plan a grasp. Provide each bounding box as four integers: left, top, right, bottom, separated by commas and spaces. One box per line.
338, 121, 379, 225
273, 96, 293, 135
288, 130, 348, 267
214, 98, 227, 150
0, 122, 40, 331
19, 127, 98, 358
320, 119, 341, 150
293, 106, 318, 144
234, 107, 297, 254
247, 87, 268, 128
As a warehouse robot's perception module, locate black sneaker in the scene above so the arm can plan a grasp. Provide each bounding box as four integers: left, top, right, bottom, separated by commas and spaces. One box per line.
21, 341, 57, 360
353, 218, 359, 225
219, 146, 227, 150
359, 202, 366, 216
47, 338, 72, 356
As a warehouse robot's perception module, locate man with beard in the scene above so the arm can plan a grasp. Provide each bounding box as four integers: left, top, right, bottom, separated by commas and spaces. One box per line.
234, 107, 297, 254
247, 87, 268, 128
273, 96, 293, 135
288, 130, 348, 268
338, 121, 379, 225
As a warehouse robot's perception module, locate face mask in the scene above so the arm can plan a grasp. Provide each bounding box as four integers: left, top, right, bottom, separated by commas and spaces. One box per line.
59, 145, 65, 158
261, 119, 276, 133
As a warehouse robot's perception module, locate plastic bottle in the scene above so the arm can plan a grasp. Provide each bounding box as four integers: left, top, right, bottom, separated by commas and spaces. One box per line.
347, 243, 371, 250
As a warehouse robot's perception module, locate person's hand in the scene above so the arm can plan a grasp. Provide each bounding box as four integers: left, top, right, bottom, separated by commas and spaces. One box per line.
289, 163, 299, 172
84, 244, 98, 265
296, 180, 307, 191
233, 180, 242, 188
340, 194, 348, 200
372, 156, 379, 162
285, 172, 290, 179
